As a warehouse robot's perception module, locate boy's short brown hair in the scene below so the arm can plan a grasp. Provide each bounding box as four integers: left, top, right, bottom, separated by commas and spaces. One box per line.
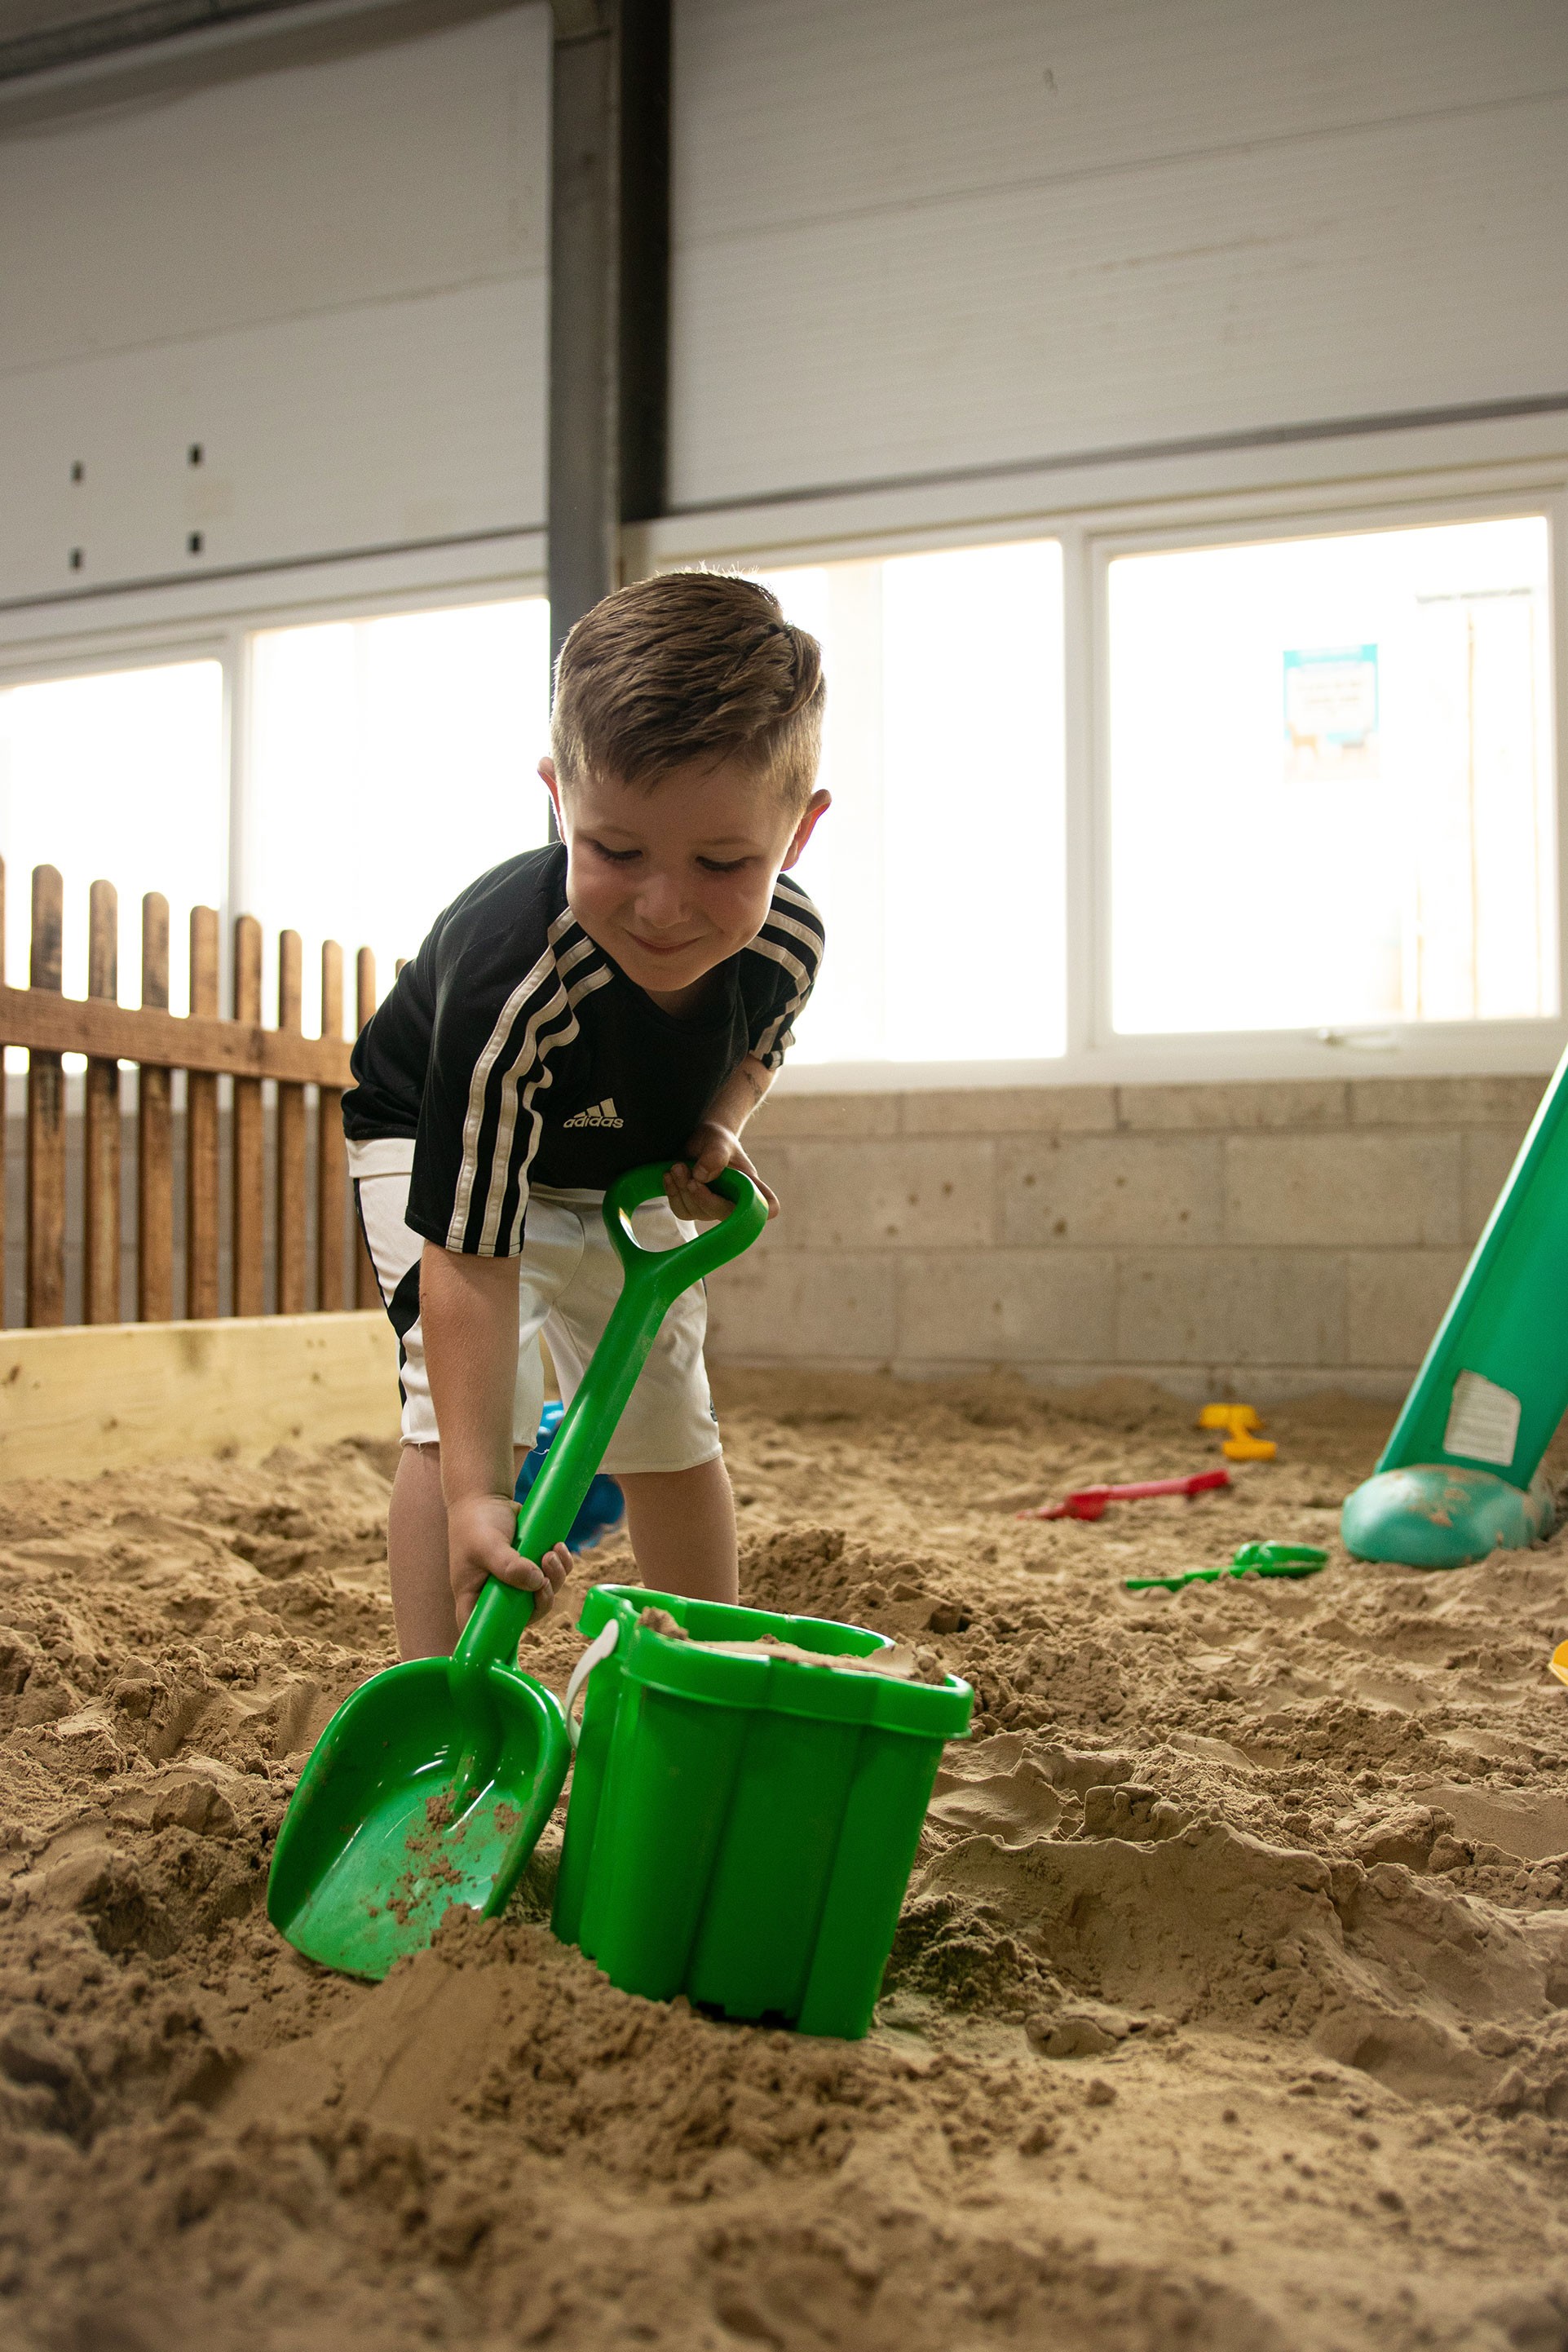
550, 570, 824, 812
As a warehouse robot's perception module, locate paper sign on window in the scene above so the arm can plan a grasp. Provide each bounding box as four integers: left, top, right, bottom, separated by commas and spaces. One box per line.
1283, 643, 1380, 781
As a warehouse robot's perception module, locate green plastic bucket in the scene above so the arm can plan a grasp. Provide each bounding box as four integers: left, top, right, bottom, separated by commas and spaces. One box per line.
551, 1585, 973, 2039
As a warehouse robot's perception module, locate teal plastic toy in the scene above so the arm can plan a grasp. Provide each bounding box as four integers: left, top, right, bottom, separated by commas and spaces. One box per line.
1342, 1048, 1568, 1569
267, 1162, 768, 1978
553, 1585, 973, 2039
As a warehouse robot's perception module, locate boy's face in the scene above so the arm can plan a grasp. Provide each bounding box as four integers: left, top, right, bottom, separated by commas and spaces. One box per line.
540, 756, 828, 1005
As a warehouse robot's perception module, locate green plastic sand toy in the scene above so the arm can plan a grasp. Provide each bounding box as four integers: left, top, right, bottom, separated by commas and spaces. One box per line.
1124, 1541, 1328, 1594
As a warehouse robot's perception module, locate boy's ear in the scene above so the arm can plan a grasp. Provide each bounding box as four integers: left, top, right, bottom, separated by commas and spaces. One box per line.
539, 757, 564, 833
781, 789, 831, 871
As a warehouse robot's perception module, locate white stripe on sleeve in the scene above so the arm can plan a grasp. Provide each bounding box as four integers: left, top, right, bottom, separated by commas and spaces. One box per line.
446, 944, 561, 1250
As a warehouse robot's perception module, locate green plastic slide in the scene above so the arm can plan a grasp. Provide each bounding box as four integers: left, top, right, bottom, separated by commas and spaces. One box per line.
1341, 1050, 1567, 1568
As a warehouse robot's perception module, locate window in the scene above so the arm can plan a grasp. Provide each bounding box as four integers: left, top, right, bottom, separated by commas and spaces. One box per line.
1107, 516, 1555, 1037
246, 599, 553, 1027
757, 540, 1066, 1063
1, 482, 1557, 1098
0, 659, 226, 1014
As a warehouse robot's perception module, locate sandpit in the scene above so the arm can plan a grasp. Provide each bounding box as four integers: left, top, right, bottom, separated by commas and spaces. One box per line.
5, 1369, 1568, 2350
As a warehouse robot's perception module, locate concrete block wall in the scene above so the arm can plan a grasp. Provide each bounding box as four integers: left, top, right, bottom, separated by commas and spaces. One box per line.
704, 1074, 1550, 1400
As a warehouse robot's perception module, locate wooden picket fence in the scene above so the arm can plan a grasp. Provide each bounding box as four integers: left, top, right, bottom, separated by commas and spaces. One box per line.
2, 859, 386, 1328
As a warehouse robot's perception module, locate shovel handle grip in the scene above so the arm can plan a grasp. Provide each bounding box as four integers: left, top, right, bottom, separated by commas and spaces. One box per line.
601, 1161, 770, 1293
453, 1161, 766, 1676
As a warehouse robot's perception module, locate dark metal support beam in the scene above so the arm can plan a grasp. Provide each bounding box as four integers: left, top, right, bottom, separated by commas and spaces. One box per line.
548, 0, 620, 674
546, 0, 669, 675
616, 0, 669, 529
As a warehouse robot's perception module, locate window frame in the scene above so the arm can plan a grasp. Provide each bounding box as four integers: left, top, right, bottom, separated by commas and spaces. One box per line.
1084, 488, 1566, 1080
639, 417, 1568, 1092
0, 627, 237, 1004
0, 536, 545, 1017
1, 427, 1564, 1088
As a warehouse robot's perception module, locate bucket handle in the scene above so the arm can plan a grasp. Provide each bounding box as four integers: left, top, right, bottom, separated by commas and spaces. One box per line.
563, 1618, 621, 1750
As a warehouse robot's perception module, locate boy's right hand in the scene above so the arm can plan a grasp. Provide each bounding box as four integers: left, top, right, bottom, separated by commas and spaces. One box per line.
446, 1494, 572, 1632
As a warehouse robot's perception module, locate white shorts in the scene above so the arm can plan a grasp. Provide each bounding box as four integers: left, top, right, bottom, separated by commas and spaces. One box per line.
350, 1143, 721, 1474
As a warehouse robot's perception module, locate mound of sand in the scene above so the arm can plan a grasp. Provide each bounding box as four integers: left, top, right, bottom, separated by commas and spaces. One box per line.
5, 1373, 1568, 2348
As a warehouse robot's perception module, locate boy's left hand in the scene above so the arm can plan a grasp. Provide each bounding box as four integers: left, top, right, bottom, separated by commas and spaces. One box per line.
665, 1124, 779, 1223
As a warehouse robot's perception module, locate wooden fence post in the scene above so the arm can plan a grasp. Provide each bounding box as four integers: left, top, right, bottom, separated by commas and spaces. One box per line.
276, 930, 307, 1315
84, 881, 121, 1323
186, 908, 220, 1319
137, 893, 173, 1322
318, 941, 347, 1311
2, 878, 380, 1334
25, 866, 65, 1328
354, 947, 380, 1308
232, 916, 266, 1316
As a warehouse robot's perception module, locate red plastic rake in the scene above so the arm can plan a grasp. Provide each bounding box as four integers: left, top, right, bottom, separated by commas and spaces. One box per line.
1018, 1470, 1231, 1523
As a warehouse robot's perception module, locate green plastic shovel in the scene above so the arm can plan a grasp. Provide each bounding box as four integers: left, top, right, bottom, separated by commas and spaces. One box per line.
1123, 1541, 1328, 1594
267, 1161, 768, 1979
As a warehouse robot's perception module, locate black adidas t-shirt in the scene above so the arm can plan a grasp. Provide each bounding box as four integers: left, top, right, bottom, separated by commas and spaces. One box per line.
343, 845, 824, 1258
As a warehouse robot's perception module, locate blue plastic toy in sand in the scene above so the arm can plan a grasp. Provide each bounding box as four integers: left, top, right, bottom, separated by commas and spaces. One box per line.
515, 1403, 625, 1554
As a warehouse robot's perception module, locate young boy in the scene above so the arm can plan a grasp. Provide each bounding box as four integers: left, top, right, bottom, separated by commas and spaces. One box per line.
342, 571, 829, 1657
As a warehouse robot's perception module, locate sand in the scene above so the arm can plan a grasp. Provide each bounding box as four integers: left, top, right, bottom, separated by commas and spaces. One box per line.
5, 1369, 1568, 2350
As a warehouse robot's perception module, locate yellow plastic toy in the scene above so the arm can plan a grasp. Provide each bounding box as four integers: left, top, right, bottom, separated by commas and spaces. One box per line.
1199, 1403, 1277, 1462
1548, 1642, 1568, 1691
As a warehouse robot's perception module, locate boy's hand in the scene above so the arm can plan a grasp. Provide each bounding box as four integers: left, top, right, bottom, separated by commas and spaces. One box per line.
446, 1494, 572, 1632
665, 1123, 779, 1223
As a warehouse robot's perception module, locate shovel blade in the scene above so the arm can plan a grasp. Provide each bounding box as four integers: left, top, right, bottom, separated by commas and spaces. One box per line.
267, 1656, 570, 1980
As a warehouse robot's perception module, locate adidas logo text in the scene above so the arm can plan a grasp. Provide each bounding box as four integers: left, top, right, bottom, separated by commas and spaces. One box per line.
563, 1097, 624, 1129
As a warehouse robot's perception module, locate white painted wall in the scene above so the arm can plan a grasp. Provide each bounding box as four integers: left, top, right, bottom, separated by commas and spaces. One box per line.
0, 1, 550, 605
669, 0, 1568, 511
4, 0, 1566, 605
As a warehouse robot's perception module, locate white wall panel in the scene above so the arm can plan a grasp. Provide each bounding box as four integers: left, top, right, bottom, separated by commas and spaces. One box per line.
0, 2, 549, 603
0, 279, 542, 593
669, 0, 1568, 509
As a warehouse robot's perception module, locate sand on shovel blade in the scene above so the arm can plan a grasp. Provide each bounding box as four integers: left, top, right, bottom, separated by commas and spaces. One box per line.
267, 1656, 562, 1977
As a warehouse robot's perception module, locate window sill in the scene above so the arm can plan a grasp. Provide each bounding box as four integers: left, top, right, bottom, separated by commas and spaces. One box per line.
775, 1020, 1566, 1094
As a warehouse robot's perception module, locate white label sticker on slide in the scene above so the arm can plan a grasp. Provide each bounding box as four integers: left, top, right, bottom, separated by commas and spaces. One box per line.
1443, 1370, 1522, 1467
